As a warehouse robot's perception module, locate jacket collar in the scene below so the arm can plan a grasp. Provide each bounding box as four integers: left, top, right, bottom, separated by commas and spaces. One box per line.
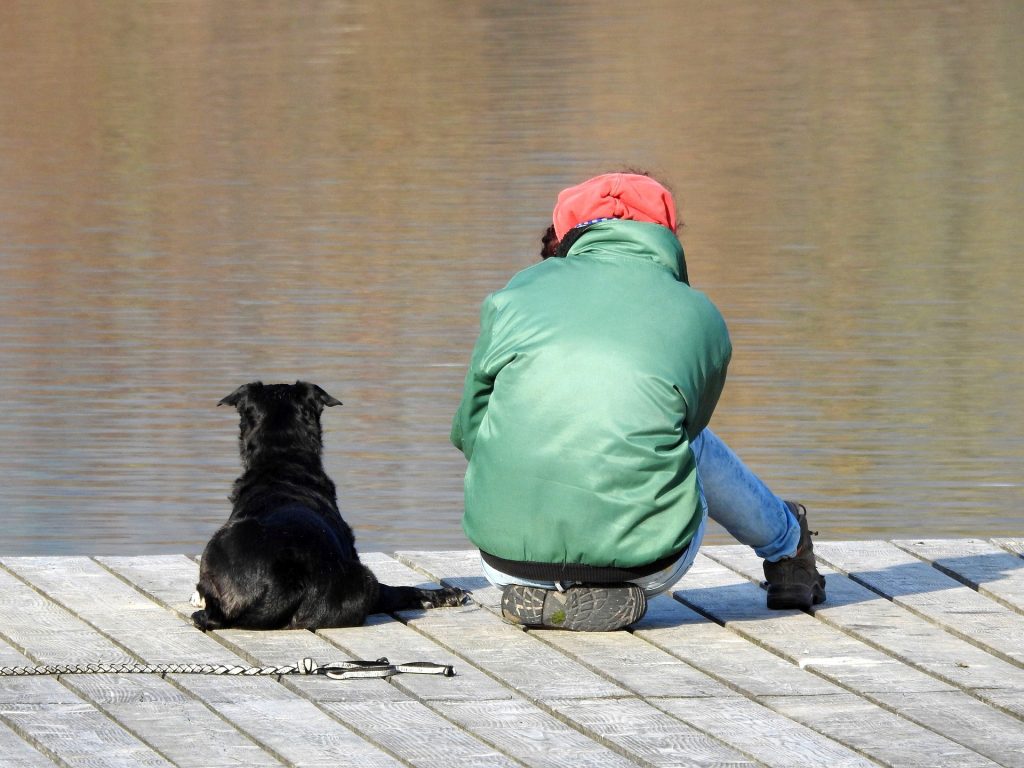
565, 220, 688, 283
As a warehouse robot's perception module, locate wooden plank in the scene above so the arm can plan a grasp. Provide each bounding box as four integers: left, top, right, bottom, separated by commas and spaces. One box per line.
706, 544, 1024, 720
636, 596, 840, 698
2, 556, 405, 768
675, 553, 1024, 767
533, 619, 878, 768
212, 628, 408, 704
0, 638, 174, 768
431, 698, 644, 768
813, 541, 1024, 667
96, 554, 200, 617
381, 553, 629, 700
322, 621, 642, 768
396, 553, 759, 767
54, 673, 285, 768
0, 719, 58, 768
305, 699, 522, 768
541, 630, 876, 768
555, 697, 760, 767
653, 695, 873, 768
0, 566, 282, 767
636, 595, 1001, 768
393, 550, 499, 605
363, 550, 476, 585
758, 693, 999, 768
993, 538, 1024, 557
321, 614, 516, 704
216, 627, 522, 768
893, 538, 1024, 613
0, 566, 131, 667
390, 578, 621, 700
536, 623, 741, 699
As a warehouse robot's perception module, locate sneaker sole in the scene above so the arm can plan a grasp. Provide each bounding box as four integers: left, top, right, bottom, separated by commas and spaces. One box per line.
502, 584, 647, 631
501, 585, 548, 626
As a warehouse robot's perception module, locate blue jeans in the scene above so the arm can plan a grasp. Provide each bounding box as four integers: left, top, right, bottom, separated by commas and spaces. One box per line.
480, 427, 800, 597
692, 427, 800, 563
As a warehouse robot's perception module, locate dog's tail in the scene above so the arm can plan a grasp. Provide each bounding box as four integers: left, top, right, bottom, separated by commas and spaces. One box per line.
373, 583, 468, 613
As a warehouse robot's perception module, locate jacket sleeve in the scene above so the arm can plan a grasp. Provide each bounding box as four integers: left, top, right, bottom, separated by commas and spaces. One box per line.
451, 296, 500, 459
685, 302, 733, 441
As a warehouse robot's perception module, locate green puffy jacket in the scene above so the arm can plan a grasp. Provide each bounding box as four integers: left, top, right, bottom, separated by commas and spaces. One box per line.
452, 220, 732, 576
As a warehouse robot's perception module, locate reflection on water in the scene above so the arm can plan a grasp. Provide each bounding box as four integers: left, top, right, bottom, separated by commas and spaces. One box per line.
0, 2, 1021, 554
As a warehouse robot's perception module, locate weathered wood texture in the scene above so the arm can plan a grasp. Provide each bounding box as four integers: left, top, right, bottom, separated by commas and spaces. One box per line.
0, 540, 1019, 767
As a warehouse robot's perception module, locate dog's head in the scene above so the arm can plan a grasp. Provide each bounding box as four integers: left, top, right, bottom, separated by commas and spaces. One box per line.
219, 381, 342, 468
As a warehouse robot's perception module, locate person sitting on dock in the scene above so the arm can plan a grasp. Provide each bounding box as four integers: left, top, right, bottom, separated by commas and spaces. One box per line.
451, 171, 825, 631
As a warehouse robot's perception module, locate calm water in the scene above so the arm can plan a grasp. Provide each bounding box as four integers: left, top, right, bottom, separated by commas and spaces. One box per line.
1, 2, 1021, 555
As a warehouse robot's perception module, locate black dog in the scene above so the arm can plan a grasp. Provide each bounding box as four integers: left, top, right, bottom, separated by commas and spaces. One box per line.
190, 381, 465, 631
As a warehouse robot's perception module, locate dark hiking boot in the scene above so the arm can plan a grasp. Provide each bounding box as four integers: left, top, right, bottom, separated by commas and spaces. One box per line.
763, 502, 826, 610
501, 583, 647, 631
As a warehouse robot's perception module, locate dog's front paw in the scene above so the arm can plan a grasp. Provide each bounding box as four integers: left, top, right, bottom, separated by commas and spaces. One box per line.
189, 590, 206, 609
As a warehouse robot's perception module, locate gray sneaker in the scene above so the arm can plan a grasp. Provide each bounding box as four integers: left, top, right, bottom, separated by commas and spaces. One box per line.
763, 502, 826, 610
501, 583, 647, 631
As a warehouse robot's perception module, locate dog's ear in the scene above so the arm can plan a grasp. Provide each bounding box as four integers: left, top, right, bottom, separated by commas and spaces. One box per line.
219, 382, 260, 409
300, 382, 342, 409
314, 384, 343, 408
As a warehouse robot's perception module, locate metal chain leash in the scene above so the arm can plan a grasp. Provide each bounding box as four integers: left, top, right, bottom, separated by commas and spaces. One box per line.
0, 657, 454, 681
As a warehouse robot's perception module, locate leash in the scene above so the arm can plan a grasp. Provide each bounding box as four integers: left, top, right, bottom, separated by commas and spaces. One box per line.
0, 657, 454, 681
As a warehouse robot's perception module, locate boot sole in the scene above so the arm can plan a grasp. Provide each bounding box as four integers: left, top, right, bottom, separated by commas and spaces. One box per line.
502, 584, 647, 631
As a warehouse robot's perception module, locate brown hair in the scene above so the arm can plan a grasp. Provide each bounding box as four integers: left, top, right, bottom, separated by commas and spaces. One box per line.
539, 222, 596, 260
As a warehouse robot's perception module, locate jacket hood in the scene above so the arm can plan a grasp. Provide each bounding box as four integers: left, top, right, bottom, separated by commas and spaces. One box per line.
565, 220, 689, 284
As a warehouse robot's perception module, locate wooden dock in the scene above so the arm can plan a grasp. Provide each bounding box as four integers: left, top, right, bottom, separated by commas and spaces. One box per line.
1, 539, 1022, 767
